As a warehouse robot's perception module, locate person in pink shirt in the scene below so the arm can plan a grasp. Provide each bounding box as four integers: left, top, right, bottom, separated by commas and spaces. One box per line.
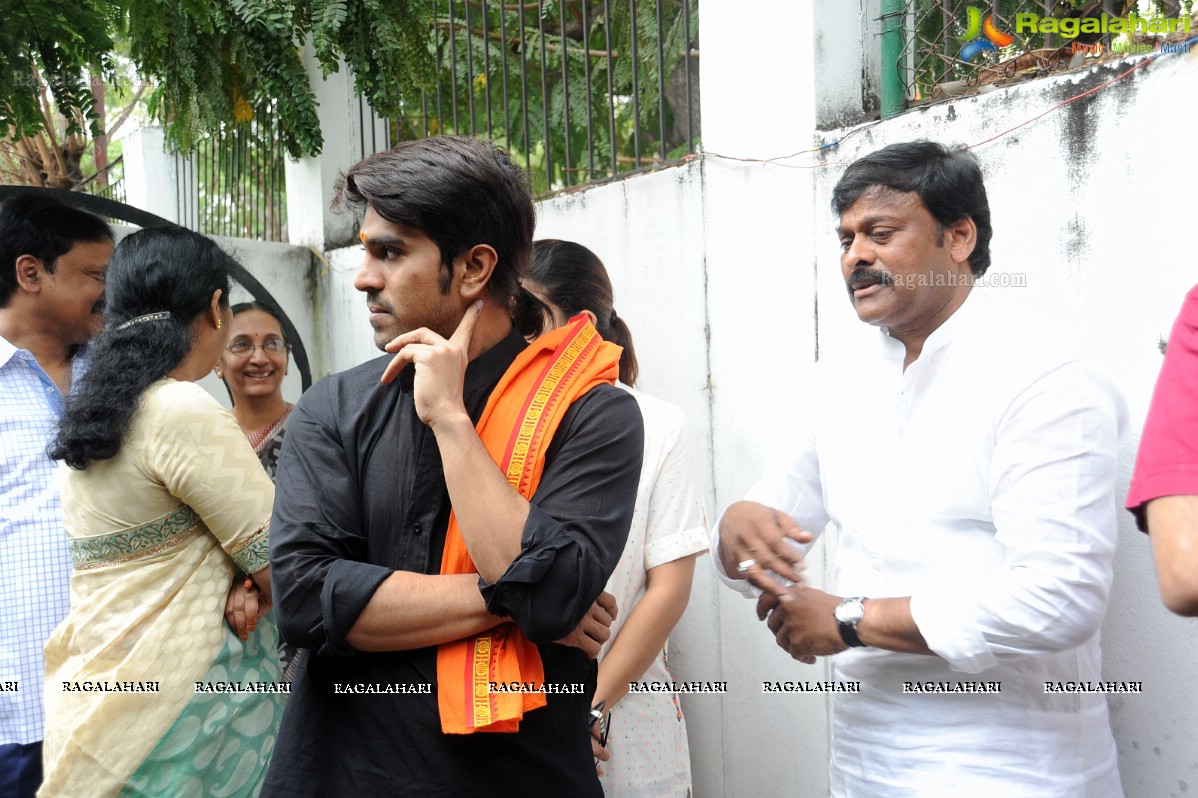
1127, 285, 1198, 616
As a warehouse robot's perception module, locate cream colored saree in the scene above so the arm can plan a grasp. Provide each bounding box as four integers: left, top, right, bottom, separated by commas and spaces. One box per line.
42, 379, 283, 798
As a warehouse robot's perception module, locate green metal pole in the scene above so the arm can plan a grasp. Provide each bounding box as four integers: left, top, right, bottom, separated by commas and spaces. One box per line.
880, 0, 905, 119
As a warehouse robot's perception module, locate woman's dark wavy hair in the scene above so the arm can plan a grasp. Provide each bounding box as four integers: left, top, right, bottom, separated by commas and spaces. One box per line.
334, 135, 544, 338
831, 141, 993, 277
50, 226, 235, 469
526, 239, 638, 387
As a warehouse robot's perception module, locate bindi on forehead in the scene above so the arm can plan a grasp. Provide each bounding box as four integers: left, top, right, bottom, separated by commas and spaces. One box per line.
360, 232, 409, 247
360, 207, 427, 244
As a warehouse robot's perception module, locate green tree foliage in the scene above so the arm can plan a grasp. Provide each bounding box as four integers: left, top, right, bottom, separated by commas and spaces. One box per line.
1, 0, 117, 140
5, 0, 438, 157
4, 0, 699, 205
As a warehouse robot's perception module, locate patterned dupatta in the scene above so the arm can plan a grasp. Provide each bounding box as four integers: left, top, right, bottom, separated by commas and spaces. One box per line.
437, 316, 620, 734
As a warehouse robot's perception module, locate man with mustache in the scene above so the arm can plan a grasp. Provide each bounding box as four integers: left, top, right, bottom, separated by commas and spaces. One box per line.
713, 141, 1126, 795
263, 136, 643, 796
0, 195, 113, 798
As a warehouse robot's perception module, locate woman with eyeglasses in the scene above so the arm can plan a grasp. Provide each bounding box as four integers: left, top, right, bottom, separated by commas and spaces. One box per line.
43, 227, 282, 797
214, 302, 293, 478
214, 302, 301, 681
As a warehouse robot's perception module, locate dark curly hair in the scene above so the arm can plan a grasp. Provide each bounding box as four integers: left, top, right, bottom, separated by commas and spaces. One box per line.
50, 227, 235, 469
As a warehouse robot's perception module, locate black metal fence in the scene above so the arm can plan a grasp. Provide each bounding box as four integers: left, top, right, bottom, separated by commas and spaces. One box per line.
385, 0, 701, 197
162, 1, 699, 241
902, 0, 1193, 105
175, 101, 288, 242
73, 155, 125, 205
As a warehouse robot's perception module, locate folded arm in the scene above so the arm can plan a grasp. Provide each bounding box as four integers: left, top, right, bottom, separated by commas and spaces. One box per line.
269, 386, 505, 654
271, 379, 643, 654
346, 572, 506, 651
474, 388, 645, 642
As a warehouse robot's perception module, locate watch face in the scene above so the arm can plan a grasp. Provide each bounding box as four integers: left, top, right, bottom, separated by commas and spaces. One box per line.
835, 599, 865, 624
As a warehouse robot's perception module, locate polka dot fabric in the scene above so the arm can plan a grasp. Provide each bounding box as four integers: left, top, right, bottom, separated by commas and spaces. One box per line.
599, 387, 708, 798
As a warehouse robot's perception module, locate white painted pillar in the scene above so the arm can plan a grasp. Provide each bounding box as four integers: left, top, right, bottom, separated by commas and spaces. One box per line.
699, 0, 818, 158
694, 3, 829, 798
122, 126, 180, 224
283, 45, 366, 252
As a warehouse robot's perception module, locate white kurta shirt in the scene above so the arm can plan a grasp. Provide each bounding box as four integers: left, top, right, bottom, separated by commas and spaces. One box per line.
714, 292, 1127, 797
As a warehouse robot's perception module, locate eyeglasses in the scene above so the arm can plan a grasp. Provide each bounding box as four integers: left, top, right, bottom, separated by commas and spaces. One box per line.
226, 339, 288, 357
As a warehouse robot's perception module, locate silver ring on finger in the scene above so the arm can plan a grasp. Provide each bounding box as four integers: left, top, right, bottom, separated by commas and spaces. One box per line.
736, 558, 758, 575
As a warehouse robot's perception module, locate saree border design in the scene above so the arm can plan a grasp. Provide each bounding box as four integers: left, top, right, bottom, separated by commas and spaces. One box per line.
68, 506, 201, 571
226, 516, 272, 574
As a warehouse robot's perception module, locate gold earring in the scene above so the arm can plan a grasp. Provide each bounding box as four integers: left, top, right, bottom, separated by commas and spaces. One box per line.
216, 317, 222, 330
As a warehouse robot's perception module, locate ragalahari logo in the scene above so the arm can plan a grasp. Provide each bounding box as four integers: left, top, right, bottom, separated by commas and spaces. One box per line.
960, 7, 1015, 61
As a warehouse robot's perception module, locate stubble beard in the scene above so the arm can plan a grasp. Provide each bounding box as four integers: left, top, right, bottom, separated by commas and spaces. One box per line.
368, 294, 463, 352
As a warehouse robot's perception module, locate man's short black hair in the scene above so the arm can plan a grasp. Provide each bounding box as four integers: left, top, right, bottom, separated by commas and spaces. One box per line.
832, 141, 993, 277
334, 136, 538, 334
0, 194, 114, 307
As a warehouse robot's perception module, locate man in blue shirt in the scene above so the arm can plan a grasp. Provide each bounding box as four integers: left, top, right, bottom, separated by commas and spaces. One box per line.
0, 195, 112, 798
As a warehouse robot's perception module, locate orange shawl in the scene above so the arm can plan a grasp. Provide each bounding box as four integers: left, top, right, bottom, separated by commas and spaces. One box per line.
437, 316, 621, 734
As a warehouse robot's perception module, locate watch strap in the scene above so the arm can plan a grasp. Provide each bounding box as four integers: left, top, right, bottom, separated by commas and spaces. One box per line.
837, 619, 865, 648
836, 596, 867, 648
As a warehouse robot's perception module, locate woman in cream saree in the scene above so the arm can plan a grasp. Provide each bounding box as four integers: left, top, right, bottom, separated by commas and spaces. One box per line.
42, 227, 282, 797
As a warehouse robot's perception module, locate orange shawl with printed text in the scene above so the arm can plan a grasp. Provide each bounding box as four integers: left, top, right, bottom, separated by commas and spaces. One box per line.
437, 316, 621, 734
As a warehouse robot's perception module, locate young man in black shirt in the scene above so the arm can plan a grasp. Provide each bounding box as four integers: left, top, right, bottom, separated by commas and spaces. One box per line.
263, 136, 643, 796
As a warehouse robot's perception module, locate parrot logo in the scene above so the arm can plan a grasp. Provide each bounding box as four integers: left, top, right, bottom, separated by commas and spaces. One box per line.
960, 7, 1015, 61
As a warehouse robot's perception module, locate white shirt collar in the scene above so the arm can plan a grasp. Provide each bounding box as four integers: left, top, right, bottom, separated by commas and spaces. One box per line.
879, 287, 985, 364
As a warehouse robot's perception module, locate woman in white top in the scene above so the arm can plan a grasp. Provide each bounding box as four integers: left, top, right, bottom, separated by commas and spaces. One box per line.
525, 239, 708, 798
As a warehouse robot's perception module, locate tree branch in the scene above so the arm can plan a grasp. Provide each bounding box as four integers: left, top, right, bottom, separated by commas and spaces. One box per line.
106, 83, 149, 138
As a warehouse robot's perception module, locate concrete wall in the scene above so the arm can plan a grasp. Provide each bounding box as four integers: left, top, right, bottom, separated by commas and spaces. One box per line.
316, 242, 384, 374
534, 164, 738, 795
813, 0, 881, 129
531, 160, 835, 798
525, 48, 1198, 798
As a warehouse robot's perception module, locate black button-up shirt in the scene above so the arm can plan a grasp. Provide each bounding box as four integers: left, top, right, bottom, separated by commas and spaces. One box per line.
263, 330, 644, 797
